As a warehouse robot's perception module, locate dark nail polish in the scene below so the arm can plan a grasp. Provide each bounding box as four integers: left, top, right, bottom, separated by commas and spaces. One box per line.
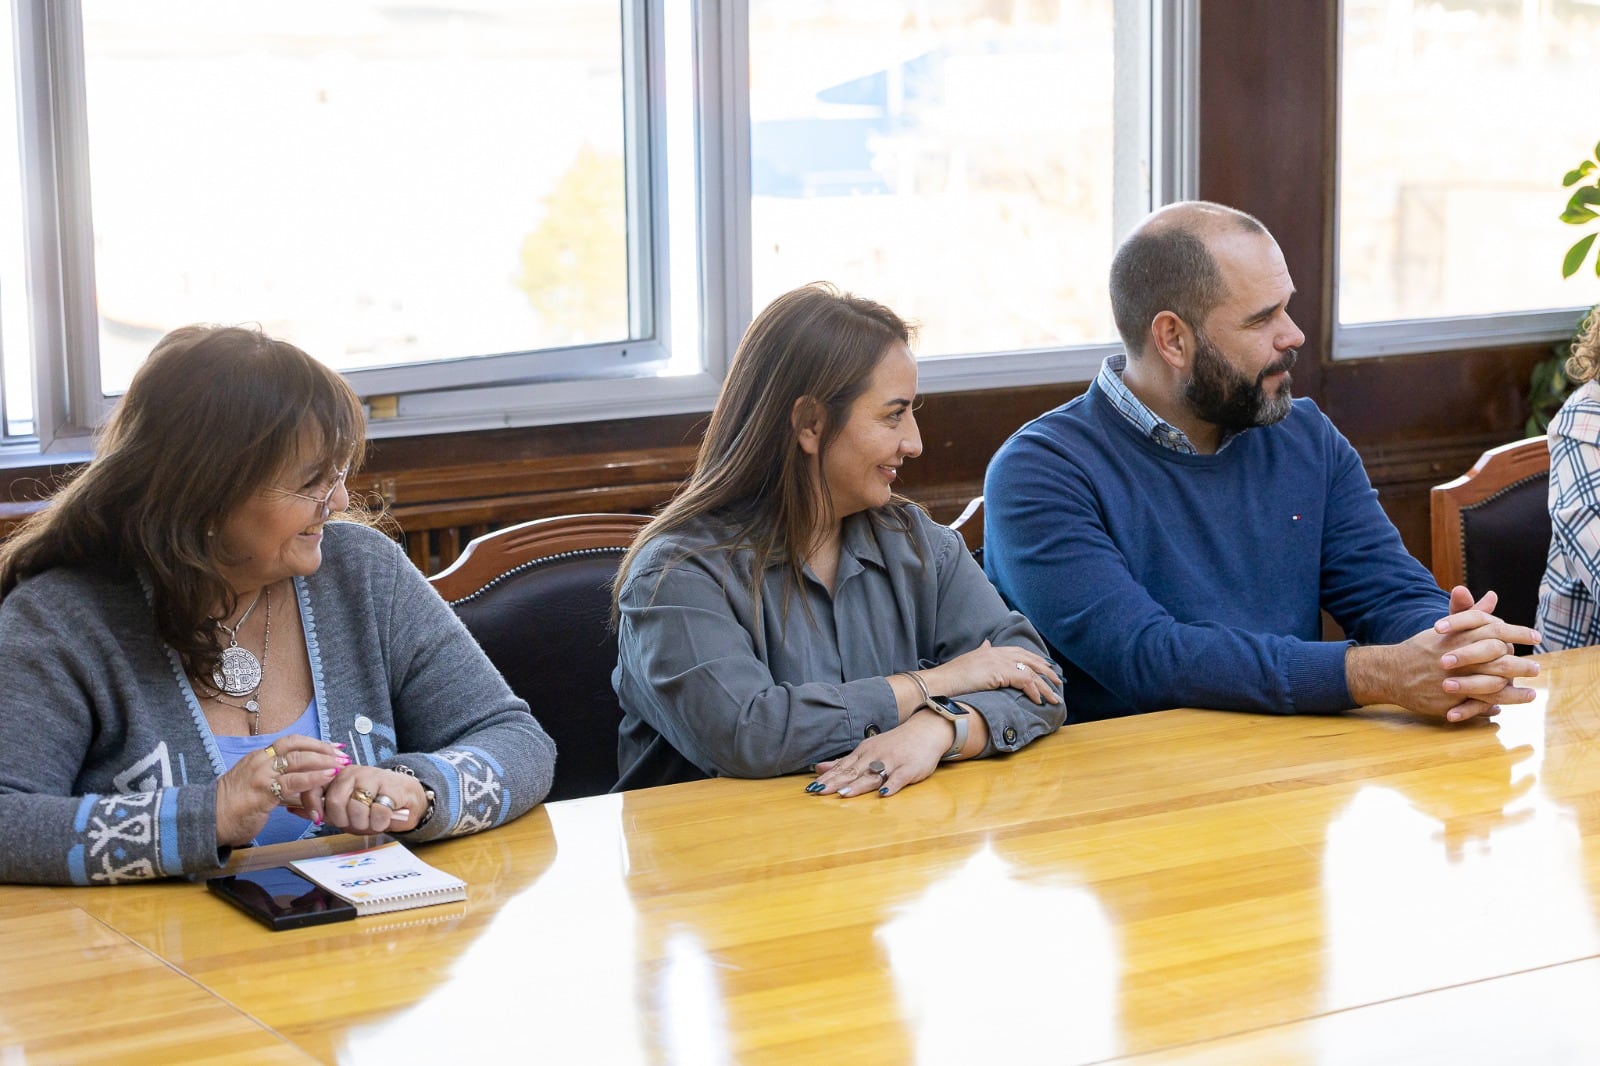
879, 787, 889, 796
805, 782, 823, 793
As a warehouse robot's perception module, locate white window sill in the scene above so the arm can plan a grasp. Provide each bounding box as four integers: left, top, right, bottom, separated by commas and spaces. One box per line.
1333, 308, 1590, 360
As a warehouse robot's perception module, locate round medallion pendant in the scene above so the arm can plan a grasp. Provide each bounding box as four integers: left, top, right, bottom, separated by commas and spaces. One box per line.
213, 646, 262, 696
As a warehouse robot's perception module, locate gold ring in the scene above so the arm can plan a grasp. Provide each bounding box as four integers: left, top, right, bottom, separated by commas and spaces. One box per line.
351, 787, 376, 807
271, 755, 289, 773
263, 744, 278, 760
268, 778, 283, 800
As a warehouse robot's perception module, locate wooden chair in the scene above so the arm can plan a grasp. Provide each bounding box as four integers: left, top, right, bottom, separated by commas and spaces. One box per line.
1429, 437, 1551, 631
430, 513, 650, 801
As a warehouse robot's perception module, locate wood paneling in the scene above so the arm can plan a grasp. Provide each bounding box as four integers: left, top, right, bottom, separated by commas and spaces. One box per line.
0, 372, 1524, 574
1199, 0, 1339, 401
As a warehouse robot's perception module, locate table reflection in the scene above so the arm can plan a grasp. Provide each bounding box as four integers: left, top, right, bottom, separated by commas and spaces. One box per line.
342, 799, 642, 1063
880, 842, 1119, 1063
1320, 669, 1600, 1020
655, 932, 734, 1066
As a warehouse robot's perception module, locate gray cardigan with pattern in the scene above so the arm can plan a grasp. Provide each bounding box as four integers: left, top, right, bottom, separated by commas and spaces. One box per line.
0, 522, 554, 885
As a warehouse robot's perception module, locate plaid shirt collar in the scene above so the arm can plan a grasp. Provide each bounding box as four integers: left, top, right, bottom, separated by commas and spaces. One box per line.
1095, 353, 1240, 455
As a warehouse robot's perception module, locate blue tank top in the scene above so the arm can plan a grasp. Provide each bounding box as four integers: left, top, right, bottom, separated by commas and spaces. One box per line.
215, 699, 320, 846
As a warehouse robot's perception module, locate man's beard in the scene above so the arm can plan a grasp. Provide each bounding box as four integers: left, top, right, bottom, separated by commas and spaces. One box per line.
1184, 330, 1298, 433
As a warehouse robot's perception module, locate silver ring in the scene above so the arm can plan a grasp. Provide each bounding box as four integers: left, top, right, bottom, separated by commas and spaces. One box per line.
374, 794, 397, 810
268, 778, 282, 800
271, 754, 289, 773
867, 760, 888, 780
1016, 662, 1028, 672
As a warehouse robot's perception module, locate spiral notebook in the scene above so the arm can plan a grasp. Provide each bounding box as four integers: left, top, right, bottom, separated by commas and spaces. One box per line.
290, 840, 466, 916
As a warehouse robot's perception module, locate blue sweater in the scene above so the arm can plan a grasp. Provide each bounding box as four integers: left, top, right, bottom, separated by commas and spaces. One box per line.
983, 382, 1449, 721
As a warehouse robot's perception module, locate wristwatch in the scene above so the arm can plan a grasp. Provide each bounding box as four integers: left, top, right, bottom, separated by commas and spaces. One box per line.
919, 695, 970, 760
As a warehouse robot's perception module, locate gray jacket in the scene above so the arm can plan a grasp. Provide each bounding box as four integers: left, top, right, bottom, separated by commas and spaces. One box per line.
0, 522, 555, 885
613, 506, 1065, 789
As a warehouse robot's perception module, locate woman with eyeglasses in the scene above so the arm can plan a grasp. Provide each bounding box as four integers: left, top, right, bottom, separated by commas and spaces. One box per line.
0, 325, 554, 885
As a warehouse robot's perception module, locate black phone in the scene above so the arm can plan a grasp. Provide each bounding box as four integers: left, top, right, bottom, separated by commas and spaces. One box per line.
208, 866, 359, 931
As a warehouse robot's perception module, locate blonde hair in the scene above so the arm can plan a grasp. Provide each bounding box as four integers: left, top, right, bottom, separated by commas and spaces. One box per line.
1564, 309, 1600, 384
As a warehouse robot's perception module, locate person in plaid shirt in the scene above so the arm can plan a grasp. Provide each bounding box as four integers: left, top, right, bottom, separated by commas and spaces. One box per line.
1538, 312, 1600, 650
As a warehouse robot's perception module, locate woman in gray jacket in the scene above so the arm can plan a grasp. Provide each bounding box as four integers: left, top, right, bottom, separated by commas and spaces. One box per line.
0, 326, 554, 885
612, 284, 1065, 797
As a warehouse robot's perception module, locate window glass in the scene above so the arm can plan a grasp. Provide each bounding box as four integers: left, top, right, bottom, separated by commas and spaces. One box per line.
81, 0, 631, 395
747, 0, 1137, 356
1, 2, 34, 438
1339, 0, 1600, 325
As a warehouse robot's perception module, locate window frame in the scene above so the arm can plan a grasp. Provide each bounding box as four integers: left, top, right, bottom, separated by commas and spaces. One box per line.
1332, 309, 1590, 361
7, 0, 1197, 458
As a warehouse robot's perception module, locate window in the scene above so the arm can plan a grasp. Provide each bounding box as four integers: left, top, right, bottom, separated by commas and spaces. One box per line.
1336, 0, 1600, 358
1, 5, 34, 443
82, 3, 639, 395
747, 1, 1178, 363
4, 0, 1190, 456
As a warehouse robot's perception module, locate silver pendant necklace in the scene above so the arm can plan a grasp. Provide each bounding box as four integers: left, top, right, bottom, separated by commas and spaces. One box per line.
211, 586, 271, 702
210, 690, 265, 735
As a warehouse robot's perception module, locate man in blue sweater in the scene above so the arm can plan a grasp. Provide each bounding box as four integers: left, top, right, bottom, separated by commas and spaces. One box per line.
984, 201, 1541, 722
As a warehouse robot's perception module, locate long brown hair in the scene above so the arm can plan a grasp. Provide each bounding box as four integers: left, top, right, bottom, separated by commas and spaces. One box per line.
613, 283, 914, 622
0, 325, 367, 678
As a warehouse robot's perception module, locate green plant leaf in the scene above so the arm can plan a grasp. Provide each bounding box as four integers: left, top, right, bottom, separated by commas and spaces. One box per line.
1565, 233, 1598, 278
1562, 204, 1599, 225
1577, 187, 1600, 206
1567, 161, 1598, 186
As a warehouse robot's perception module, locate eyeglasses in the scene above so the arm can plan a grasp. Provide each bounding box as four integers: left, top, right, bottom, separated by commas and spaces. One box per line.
275, 466, 350, 510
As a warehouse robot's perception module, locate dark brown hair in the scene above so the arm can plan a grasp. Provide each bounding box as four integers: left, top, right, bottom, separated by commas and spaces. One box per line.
0, 325, 366, 677
1110, 200, 1267, 356
613, 282, 914, 623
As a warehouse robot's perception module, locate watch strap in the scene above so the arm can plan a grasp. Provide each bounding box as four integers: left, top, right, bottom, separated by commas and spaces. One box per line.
921, 695, 969, 760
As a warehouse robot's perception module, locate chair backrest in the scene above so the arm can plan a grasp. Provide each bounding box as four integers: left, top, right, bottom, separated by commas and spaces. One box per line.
429, 513, 650, 801
1429, 437, 1551, 631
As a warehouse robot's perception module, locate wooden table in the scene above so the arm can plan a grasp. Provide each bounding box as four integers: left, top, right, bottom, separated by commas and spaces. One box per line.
9, 645, 1600, 1064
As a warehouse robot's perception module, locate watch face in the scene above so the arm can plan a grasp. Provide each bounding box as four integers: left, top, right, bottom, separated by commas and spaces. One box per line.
930, 695, 969, 716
